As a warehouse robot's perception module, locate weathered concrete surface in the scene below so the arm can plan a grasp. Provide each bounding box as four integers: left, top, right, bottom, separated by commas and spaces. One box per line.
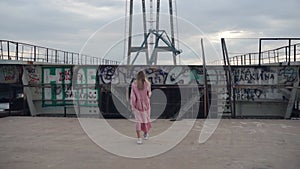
0, 117, 299, 169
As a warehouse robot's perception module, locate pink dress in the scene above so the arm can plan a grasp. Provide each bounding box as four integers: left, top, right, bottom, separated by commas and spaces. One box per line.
130, 81, 152, 132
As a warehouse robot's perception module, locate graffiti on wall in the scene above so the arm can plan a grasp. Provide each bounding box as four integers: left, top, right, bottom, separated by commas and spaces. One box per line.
1, 64, 296, 105
42, 67, 73, 106
234, 87, 292, 101
98, 65, 204, 85
24, 66, 42, 98
278, 67, 298, 84
40, 66, 99, 107
235, 88, 266, 101
0, 65, 22, 84
233, 66, 298, 85
73, 66, 99, 106
26, 66, 41, 85
233, 66, 299, 101
233, 67, 276, 85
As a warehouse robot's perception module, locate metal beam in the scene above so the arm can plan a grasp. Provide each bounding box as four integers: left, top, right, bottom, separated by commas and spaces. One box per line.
16, 43, 18, 60
141, 0, 149, 64
156, 0, 160, 31
258, 39, 262, 66
169, 0, 176, 65
127, 0, 134, 65
130, 47, 148, 53
126, 0, 180, 65
201, 39, 208, 117
34, 46, 36, 62
154, 0, 161, 64
288, 39, 291, 64
7, 41, 10, 60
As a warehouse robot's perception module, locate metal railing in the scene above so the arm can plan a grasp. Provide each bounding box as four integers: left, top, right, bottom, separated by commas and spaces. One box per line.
216, 38, 300, 66
227, 43, 300, 66
0, 40, 120, 65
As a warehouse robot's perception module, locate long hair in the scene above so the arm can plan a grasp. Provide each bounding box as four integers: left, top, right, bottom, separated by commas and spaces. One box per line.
136, 71, 148, 90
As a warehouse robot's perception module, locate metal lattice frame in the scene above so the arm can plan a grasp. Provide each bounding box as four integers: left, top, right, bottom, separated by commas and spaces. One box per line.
126, 0, 180, 65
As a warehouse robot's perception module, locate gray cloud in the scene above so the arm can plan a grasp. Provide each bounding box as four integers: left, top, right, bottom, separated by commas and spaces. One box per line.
0, 0, 299, 63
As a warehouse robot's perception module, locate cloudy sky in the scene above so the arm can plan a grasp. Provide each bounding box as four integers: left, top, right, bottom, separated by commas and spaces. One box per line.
0, 0, 299, 64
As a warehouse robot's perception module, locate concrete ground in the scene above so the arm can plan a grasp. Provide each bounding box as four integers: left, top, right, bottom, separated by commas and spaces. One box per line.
0, 117, 299, 169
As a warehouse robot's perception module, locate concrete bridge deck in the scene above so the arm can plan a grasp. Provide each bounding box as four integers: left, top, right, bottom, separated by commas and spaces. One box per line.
0, 117, 299, 169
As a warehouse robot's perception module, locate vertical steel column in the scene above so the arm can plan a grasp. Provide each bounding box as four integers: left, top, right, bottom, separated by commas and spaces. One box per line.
294, 45, 297, 62
127, 0, 133, 65
273, 50, 276, 63
277, 50, 279, 62
0, 41, 3, 59
240, 56, 243, 65
258, 39, 262, 65
66, 52, 69, 64
7, 41, 10, 60
156, 0, 160, 33
21, 45, 24, 61
285, 46, 288, 63
154, 0, 160, 64
221, 38, 235, 117
141, 0, 149, 64
67, 52, 69, 64
249, 53, 251, 65
221, 38, 227, 66
34, 46, 36, 62
46, 48, 49, 62
169, 0, 176, 65
16, 43, 19, 60
78, 54, 80, 65
71, 53, 74, 64
201, 39, 208, 117
55, 50, 58, 63
288, 39, 291, 64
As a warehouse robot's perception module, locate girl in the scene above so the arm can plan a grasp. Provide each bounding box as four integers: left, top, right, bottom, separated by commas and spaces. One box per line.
130, 71, 152, 144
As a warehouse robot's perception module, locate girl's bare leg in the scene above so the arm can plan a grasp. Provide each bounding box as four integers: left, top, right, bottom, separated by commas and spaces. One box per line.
136, 130, 141, 138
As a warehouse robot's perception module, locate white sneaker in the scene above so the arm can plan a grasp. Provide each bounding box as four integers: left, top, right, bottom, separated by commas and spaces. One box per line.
137, 138, 142, 144
143, 133, 149, 140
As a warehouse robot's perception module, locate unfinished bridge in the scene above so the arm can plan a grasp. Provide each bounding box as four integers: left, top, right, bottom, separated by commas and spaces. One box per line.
1, 37, 300, 119
1, 0, 300, 119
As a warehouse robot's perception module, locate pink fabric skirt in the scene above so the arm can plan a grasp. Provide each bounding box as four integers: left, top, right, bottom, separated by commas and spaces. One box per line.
133, 109, 152, 132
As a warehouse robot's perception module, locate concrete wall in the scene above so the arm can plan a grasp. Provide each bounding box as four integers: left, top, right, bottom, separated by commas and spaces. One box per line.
0, 63, 299, 118
232, 66, 299, 117
22, 65, 100, 116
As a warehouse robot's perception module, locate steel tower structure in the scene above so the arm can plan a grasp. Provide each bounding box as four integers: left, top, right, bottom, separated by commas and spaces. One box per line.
125, 0, 180, 65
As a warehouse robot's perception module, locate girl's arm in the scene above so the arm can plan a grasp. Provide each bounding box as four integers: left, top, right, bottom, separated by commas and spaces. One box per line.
130, 84, 137, 110
147, 83, 152, 98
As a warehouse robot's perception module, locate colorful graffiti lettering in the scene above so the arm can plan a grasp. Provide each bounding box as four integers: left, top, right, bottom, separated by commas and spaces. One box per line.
16, 65, 300, 106
59, 69, 72, 81
42, 67, 73, 106
72, 66, 99, 106
0, 65, 21, 84
26, 66, 40, 85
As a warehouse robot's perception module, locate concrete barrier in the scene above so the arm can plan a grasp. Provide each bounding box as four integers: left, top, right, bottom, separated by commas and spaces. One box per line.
0, 62, 299, 118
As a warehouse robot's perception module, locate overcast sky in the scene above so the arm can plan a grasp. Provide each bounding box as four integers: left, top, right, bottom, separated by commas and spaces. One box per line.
0, 0, 299, 64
